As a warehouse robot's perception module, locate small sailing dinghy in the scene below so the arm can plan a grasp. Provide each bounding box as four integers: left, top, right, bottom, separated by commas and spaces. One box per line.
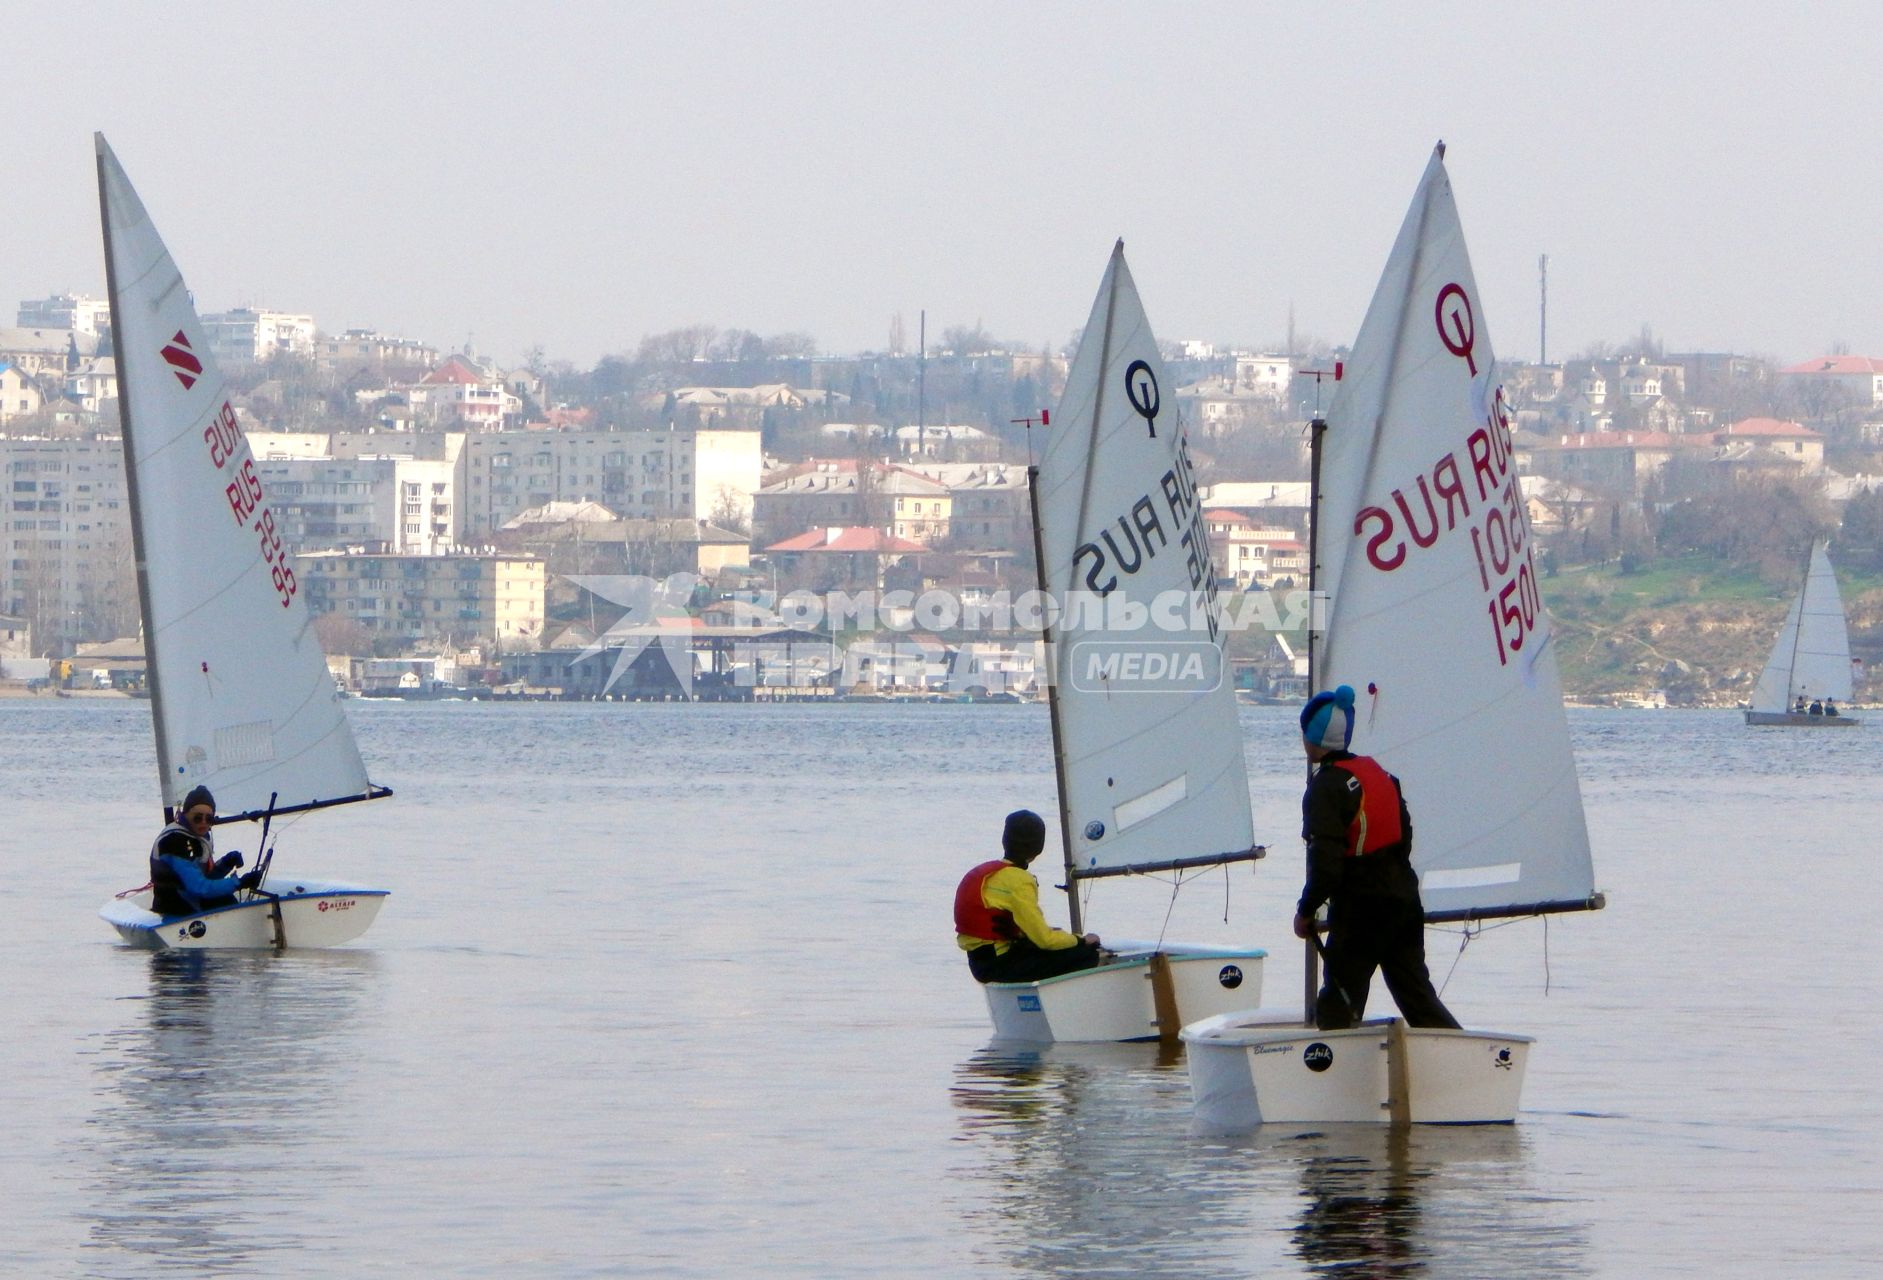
1184, 146, 1603, 1124
92, 135, 391, 950
975, 243, 1268, 1043
1744, 543, 1860, 727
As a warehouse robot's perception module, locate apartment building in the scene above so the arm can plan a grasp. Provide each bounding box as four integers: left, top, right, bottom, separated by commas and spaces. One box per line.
297, 551, 545, 651
316, 329, 440, 372
0, 434, 135, 651
456, 427, 761, 542
753, 459, 953, 548
200, 308, 318, 365
257, 455, 458, 555
17, 294, 112, 336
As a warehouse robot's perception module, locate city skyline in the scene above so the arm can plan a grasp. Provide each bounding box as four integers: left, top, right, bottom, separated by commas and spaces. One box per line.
7, 3, 1882, 369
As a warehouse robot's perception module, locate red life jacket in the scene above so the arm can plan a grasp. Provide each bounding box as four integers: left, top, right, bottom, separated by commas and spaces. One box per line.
1323, 756, 1404, 856
954, 859, 1023, 942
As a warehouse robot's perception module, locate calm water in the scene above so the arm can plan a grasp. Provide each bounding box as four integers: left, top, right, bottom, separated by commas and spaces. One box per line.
2, 699, 1879, 1277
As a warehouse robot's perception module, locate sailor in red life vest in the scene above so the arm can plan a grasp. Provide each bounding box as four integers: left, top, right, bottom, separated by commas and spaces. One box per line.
955, 809, 1104, 984
1290, 686, 1461, 1031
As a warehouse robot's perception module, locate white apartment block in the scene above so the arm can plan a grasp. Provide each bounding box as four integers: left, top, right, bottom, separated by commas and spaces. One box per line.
201, 308, 318, 365
456, 428, 761, 542
0, 434, 135, 651
18, 294, 112, 336
257, 456, 458, 556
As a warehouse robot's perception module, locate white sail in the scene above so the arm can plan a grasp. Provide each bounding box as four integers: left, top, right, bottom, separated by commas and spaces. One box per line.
1750, 542, 1853, 711
1037, 243, 1255, 877
97, 135, 379, 821
1316, 148, 1596, 920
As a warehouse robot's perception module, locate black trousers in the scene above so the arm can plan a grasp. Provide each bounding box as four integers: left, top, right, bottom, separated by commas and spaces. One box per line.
1316, 895, 1460, 1030
968, 938, 1103, 984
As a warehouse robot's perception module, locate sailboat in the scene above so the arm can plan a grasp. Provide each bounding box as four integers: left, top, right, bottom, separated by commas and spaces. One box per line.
1744, 542, 1860, 726
92, 135, 391, 950
975, 243, 1269, 1043
1184, 146, 1604, 1124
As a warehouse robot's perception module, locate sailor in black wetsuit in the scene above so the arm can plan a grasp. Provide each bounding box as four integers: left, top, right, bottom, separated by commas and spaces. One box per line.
1290, 686, 1460, 1032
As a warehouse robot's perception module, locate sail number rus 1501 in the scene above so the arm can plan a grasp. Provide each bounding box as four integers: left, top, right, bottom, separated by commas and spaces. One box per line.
1352, 387, 1541, 668
205, 400, 299, 608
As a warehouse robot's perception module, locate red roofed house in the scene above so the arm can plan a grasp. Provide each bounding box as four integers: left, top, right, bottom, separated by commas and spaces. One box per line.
1203, 509, 1307, 590
1520, 430, 1704, 494
764, 526, 927, 592
1777, 356, 1883, 410
1712, 417, 1823, 469
413, 353, 521, 429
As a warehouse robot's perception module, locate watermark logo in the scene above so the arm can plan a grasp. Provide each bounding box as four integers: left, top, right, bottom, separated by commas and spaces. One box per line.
566, 573, 700, 695
1068, 640, 1223, 694
554, 572, 1323, 696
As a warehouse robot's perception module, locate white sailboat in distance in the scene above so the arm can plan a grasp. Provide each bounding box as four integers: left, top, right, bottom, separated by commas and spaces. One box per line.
974, 242, 1269, 1043
1185, 146, 1605, 1124
1744, 542, 1860, 726
93, 134, 392, 949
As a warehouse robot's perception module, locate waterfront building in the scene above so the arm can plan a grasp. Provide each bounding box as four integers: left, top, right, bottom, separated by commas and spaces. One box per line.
297, 550, 545, 652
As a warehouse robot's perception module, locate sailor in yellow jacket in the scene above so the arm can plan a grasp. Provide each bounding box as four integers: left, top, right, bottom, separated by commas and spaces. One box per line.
954, 809, 1104, 984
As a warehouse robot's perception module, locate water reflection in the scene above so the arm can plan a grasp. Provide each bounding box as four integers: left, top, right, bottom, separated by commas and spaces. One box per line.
953, 1044, 1594, 1278
82, 950, 379, 1274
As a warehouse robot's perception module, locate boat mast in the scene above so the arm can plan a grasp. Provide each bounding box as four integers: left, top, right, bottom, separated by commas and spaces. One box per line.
1026, 452, 1082, 936
1303, 410, 1328, 1021
96, 138, 177, 819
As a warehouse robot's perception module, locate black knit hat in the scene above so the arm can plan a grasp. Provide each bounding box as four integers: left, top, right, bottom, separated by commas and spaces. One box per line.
1002, 809, 1046, 861
180, 785, 216, 816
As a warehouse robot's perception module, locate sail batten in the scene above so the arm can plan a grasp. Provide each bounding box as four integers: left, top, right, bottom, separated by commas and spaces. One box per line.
1317, 149, 1598, 921
96, 135, 380, 820
1040, 246, 1256, 881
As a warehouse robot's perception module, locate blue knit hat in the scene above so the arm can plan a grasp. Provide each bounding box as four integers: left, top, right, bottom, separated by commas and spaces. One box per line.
1300, 685, 1356, 751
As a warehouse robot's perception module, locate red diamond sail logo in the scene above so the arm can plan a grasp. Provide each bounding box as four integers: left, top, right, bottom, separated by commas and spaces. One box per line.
160, 331, 202, 389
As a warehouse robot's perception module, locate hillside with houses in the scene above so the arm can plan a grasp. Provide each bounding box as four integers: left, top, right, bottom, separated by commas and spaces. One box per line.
5, 292, 1882, 706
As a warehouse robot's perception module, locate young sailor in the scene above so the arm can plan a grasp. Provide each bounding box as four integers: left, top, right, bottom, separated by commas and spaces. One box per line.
955, 809, 1103, 983
149, 785, 262, 918
1290, 687, 1460, 1031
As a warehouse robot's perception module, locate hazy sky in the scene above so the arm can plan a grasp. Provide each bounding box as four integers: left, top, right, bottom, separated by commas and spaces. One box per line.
8, 2, 1881, 369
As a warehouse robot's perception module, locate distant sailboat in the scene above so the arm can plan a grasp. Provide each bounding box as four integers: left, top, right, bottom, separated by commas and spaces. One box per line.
1185, 146, 1604, 1125
973, 243, 1269, 1043
1744, 543, 1860, 727
93, 135, 392, 949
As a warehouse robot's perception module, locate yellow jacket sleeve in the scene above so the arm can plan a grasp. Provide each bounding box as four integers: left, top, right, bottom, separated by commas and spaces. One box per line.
983, 866, 1081, 951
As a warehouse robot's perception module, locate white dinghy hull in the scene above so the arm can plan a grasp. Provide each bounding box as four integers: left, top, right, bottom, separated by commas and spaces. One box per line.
984, 944, 1265, 1043
1183, 1010, 1531, 1129
99, 881, 389, 950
